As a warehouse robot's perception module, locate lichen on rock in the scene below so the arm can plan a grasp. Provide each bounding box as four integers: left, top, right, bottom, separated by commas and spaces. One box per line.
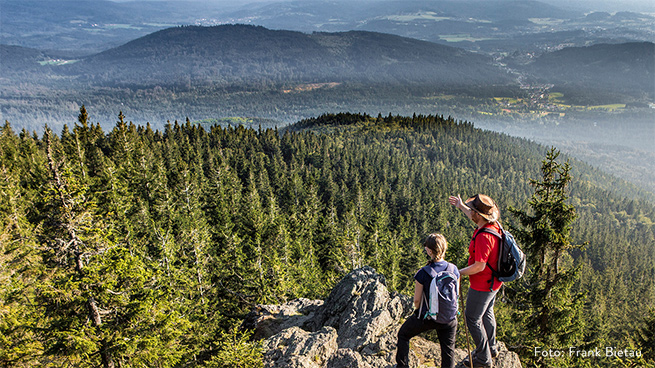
244, 266, 523, 368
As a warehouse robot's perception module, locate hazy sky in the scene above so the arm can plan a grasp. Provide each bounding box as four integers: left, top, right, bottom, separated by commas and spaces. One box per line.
108, 0, 655, 12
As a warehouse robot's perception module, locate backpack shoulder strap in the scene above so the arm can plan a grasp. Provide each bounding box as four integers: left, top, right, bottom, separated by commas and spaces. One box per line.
473, 225, 503, 291
444, 262, 459, 295
474, 226, 502, 240
419, 264, 437, 319
421, 264, 438, 278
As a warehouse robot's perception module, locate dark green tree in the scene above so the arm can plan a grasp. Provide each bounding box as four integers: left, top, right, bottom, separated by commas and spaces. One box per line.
0, 122, 44, 366
637, 308, 655, 362
509, 147, 586, 365
35, 127, 190, 367
1, 110, 654, 367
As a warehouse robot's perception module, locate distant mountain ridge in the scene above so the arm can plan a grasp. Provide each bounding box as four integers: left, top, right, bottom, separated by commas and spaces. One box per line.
0, 0, 581, 53
241, 0, 577, 26
0, 45, 47, 72
527, 42, 655, 97
0, 0, 210, 53
2, 25, 652, 102
66, 24, 513, 87
1, 0, 652, 57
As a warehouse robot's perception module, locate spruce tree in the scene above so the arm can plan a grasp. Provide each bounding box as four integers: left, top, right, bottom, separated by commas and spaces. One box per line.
637, 308, 655, 362
509, 147, 586, 366
35, 127, 190, 367
0, 122, 44, 366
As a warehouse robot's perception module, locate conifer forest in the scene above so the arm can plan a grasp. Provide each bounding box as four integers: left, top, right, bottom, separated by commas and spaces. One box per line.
1, 110, 654, 367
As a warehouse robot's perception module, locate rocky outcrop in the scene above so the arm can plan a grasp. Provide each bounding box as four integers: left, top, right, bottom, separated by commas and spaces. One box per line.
243, 266, 523, 368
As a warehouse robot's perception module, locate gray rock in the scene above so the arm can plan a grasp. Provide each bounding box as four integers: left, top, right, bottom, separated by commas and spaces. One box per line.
490, 343, 524, 368
326, 349, 372, 368
263, 326, 338, 368
249, 266, 523, 368
243, 298, 324, 340
309, 266, 412, 351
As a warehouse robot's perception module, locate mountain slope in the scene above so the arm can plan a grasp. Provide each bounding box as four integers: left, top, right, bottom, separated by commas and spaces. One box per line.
0, 0, 212, 53
66, 24, 513, 87
0, 45, 46, 71
0, 44, 63, 81
2, 111, 652, 366
226, 0, 578, 32
1, 0, 651, 57
525, 42, 655, 100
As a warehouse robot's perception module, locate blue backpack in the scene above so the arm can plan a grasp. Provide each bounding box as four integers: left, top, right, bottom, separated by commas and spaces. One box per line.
418, 263, 459, 323
475, 223, 526, 290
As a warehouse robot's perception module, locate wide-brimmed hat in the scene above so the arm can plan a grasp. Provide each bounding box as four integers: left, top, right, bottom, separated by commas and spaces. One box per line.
465, 194, 499, 222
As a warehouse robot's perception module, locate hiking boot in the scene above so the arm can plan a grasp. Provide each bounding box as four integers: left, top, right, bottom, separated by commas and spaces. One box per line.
462, 349, 498, 365
461, 357, 493, 368
463, 363, 493, 368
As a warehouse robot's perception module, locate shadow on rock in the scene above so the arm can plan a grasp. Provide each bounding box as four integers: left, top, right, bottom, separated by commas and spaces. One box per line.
243, 266, 522, 368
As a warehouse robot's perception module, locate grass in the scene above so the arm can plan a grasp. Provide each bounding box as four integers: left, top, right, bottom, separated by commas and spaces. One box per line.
104, 24, 143, 30
547, 93, 625, 111
439, 34, 494, 42
384, 12, 451, 22
528, 18, 565, 25
587, 104, 626, 111
494, 97, 521, 104
423, 95, 458, 101
39, 60, 78, 66
488, 92, 630, 117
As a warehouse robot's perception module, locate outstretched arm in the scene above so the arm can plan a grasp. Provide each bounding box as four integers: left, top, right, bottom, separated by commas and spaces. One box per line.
449, 194, 473, 220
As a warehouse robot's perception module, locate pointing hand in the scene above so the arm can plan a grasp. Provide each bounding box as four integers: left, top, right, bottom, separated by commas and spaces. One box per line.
448, 195, 463, 208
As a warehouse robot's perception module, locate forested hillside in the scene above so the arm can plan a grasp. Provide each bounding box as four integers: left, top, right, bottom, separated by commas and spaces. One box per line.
65, 24, 511, 87
525, 42, 655, 103
0, 111, 653, 367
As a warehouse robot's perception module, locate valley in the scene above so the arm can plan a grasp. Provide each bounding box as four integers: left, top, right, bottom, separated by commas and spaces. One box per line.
1, 1, 654, 367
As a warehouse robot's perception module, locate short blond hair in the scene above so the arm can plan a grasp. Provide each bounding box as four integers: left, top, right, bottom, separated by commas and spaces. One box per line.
424, 233, 448, 260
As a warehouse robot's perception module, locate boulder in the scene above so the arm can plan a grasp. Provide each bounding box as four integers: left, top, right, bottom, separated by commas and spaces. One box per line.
326, 349, 372, 368
246, 266, 523, 368
309, 266, 413, 351
263, 326, 338, 368
243, 298, 324, 340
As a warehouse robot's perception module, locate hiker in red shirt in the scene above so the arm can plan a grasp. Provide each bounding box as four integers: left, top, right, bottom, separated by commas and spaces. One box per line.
449, 194, 502, 368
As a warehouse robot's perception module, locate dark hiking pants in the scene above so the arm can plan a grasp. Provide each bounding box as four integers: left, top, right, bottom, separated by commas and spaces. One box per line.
396, 312, 457, 368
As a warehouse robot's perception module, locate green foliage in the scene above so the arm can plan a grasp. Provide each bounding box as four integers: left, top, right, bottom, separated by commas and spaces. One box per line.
507, 148, 587, 366
0, 110, 653, 367
33, 126, 191, 367
0, 122, 46, 367
637, 308, 655, 362
204, 326, 264, 368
